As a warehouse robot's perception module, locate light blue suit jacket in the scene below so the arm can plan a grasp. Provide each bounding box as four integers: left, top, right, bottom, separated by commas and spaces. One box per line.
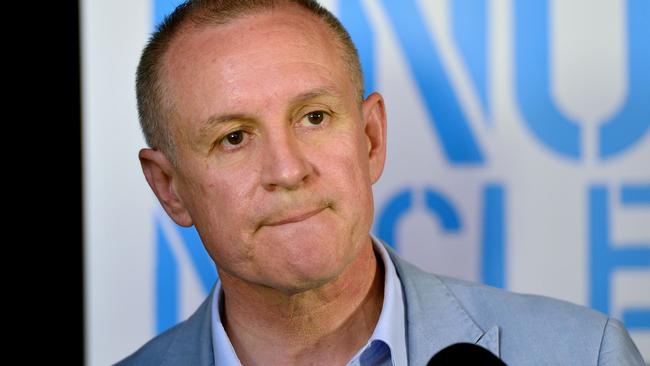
116, 246, 645, 365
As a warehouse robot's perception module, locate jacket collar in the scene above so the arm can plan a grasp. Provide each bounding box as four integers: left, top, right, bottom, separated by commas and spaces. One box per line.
159, 241, 499, 366
385, 244, 500, 365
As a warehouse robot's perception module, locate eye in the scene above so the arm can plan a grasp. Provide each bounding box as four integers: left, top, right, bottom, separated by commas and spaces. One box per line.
225, 131, 244, 145
307, 111, 324, 125
218, 130, 249, 150
300, 110, 330, 127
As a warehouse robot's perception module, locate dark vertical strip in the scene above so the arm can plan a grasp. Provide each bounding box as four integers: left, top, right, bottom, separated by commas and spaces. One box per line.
75, 0, 84, 363
482, 184, 505, 288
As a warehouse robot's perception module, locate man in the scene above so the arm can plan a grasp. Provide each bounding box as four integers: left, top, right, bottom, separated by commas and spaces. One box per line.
118, 0, 644, 365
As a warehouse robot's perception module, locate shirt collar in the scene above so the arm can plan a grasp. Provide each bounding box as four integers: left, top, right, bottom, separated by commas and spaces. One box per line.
210, 236, 408, 366
211, 282, 239, 365
354, 234, 408, 366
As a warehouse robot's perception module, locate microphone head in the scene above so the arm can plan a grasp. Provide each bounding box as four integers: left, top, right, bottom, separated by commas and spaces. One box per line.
427, 343, 507, 366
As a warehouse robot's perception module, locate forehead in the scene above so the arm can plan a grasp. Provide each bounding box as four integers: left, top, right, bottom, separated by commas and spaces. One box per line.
161, 5, 353, 133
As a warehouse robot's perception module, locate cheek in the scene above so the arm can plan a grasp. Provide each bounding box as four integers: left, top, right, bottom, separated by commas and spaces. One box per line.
188, 180, 261, 273
339, 127, 372, 185
179, 164, 259, 245
322, 132, 373, 215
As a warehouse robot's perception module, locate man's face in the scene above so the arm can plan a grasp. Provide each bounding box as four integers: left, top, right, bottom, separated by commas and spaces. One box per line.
157, 5, 386, 293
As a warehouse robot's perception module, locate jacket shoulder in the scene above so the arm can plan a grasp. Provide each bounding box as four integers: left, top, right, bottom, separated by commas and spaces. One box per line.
393, 252, 609, 330
390, 252, 641, 364
435, 274, 644, 364
114, 321, 188, 366
114, 287, 215, 366
436, 274, 607, 328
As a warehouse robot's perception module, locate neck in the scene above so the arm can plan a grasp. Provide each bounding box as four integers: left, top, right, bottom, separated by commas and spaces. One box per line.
219, 238, 384, 366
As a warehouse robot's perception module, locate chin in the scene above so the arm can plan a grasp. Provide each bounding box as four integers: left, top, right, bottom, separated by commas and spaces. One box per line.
263, 238, 356, 294
283, 254, 345, 290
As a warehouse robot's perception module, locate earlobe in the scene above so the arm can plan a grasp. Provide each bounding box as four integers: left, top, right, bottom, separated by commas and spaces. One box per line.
138, 148, 194, 227
361, 92, 388, 184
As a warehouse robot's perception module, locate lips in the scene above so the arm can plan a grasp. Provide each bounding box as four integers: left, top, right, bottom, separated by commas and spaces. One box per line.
264, 206, 327, 227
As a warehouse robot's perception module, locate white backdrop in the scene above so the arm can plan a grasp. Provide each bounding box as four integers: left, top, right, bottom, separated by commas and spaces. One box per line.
83, 0, 650, 364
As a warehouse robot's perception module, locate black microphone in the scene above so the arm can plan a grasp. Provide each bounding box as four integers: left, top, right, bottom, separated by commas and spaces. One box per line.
427, 343, 507, 365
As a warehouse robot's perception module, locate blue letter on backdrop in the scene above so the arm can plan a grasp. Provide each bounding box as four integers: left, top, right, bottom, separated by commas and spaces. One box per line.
589, 185, 650, 329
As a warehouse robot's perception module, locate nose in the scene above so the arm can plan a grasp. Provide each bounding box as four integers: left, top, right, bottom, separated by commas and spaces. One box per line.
260, 128, 313, 191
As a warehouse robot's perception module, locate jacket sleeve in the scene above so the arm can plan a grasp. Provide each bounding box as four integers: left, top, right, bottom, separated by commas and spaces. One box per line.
597, 317, 645, 366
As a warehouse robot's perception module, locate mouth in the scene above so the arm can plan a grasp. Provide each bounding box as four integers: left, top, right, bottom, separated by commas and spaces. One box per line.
264, 206, 327, 227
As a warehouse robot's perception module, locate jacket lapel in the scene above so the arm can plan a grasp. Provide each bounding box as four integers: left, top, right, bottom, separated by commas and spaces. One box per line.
477, 326, 500, 356
386, 245, 500, 365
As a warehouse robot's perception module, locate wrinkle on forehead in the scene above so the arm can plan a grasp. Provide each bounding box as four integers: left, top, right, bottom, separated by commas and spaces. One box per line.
157, 3, 358, 164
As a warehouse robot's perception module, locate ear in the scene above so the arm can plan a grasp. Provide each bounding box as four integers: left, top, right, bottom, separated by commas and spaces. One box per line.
361, 92, 387, 184
139, 148, 193, 227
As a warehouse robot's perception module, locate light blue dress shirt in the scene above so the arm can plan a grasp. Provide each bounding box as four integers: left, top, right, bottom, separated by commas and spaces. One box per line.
210, 236, 408, 365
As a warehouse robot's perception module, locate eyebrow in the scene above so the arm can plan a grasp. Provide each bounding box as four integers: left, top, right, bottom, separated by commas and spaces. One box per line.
197, 87, 340, 136
289, 87, 340, 106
